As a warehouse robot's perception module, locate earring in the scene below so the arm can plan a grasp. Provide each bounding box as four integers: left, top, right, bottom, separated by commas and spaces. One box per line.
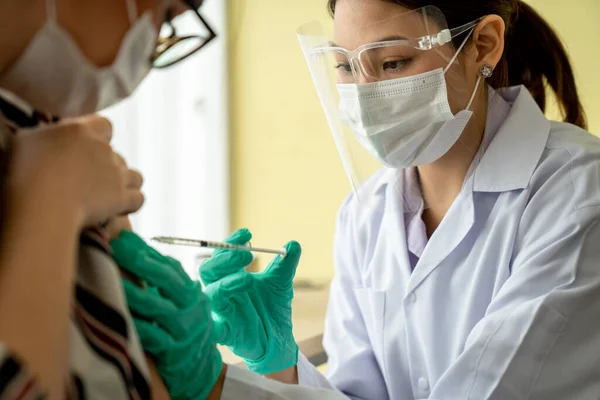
479, 64, 494, 78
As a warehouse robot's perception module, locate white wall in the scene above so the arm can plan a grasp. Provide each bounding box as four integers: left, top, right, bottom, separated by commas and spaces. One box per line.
102, 0, 228, 278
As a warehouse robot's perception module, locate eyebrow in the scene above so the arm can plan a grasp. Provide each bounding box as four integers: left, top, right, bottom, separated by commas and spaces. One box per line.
330, 35, 408, 49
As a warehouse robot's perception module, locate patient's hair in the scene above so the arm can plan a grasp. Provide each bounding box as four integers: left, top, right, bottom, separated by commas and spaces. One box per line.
327, 0, 587, 129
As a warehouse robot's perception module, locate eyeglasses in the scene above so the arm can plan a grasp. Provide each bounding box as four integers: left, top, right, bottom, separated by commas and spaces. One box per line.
152, 0, 217, 68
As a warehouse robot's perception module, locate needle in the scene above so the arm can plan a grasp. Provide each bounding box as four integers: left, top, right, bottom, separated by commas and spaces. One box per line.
151, 236, 287, 256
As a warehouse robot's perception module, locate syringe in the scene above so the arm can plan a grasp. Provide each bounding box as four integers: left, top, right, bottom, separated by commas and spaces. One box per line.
151, 236, 287, 256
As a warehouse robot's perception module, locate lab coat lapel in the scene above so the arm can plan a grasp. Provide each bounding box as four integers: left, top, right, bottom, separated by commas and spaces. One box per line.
406, 173, 476, 294
404, 85, 548, 295
381, 173, 414, 287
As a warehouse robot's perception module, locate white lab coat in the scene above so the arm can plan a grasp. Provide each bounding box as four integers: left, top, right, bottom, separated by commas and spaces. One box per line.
221, 366, 349, 399
293, 86, 600, 399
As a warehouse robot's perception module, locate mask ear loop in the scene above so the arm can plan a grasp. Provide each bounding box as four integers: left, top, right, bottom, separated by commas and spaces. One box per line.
45, 0, 57, 21
442, 26, 488, 111
125, 0, 138, 24
465, 64, 494, 110
466, 74, 483, 111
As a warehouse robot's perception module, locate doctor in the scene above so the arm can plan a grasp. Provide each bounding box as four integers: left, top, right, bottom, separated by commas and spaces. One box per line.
189, 0, 600, 399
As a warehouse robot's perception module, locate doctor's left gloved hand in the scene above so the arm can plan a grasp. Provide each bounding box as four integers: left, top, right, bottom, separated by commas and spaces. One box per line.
199, 229, 301, 375
111, 231, 230, 400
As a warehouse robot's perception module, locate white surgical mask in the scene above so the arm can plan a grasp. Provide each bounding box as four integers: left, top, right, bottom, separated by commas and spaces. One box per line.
337, 29, 481, 169
0, 0, 158, 117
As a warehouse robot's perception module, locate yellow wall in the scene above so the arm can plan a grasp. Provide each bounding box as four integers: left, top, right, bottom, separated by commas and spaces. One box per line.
228, 0, 600, 284
228, 0, 345, 284
525, 0, 600, 133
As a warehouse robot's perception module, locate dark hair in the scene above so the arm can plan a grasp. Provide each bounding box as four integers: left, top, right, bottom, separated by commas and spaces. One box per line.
327, 0, 587, 129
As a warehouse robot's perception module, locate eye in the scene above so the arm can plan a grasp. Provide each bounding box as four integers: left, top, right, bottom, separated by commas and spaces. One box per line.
382, 59, 411, 73
334, 63, 353, 74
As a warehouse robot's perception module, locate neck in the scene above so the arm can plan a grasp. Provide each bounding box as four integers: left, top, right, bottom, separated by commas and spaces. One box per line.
418, 84, 488, 235
0, 0, 46, 77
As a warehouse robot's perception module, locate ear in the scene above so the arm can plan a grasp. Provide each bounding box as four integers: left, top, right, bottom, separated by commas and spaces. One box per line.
472, 15, 506, 70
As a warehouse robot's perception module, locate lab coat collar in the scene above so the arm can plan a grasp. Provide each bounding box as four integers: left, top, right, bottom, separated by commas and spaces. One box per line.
472, 85, 551, 193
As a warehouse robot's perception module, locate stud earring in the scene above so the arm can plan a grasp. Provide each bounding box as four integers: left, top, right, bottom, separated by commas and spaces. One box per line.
479, 64, 494, 78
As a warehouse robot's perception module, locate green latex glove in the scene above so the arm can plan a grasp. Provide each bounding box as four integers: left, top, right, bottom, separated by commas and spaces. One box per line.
199, 228, 301, 374
111, 231, 240, 400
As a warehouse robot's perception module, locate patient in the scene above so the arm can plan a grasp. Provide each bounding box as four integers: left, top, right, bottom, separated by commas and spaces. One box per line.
0, 0, 194, 398
0, 1, 344, 399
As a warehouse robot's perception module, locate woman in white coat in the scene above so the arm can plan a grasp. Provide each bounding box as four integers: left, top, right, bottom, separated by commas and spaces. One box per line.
198, 0, 600, 399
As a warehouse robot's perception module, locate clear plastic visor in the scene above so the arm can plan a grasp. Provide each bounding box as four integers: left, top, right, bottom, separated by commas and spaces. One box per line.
297, 5, 479, 208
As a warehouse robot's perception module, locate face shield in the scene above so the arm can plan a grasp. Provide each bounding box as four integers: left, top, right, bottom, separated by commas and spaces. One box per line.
297, 4, 480, 206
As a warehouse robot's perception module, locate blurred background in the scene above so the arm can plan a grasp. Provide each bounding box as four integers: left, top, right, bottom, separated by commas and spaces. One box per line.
101, 0, 600, 307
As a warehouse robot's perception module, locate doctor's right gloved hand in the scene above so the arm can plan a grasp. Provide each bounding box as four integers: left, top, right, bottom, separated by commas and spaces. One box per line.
199, 229, 302, 375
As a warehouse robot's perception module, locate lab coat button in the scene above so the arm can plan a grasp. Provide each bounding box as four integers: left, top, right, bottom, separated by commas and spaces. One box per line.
418, 377, 429, 391
409, 293, 417, 303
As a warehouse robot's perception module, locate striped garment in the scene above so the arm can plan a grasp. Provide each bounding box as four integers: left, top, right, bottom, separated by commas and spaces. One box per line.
0, 90, 151, 400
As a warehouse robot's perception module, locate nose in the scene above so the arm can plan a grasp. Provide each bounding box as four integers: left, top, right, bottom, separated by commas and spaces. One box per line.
351, 59, 377, 84
356, 74, 377, 84
356, 71, 378, 84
